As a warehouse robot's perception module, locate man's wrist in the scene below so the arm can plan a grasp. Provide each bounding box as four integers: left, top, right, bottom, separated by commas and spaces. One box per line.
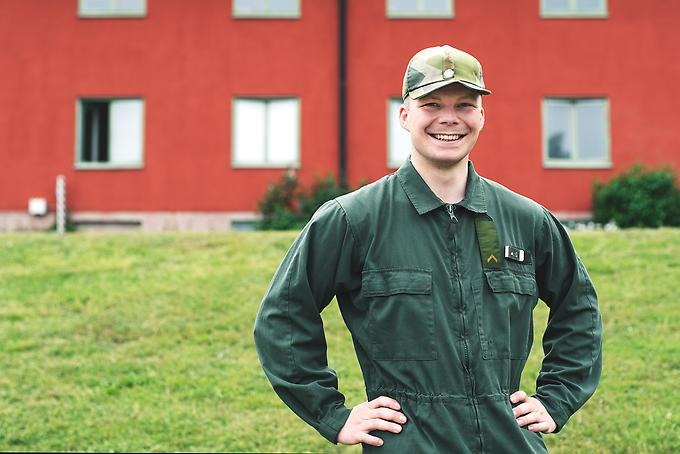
319, 405, 352, 444
532, 394, 568, 433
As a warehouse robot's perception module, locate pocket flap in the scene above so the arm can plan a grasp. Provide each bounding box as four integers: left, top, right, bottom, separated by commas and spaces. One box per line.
363, 269, 432, 297
484, 270, 536, 296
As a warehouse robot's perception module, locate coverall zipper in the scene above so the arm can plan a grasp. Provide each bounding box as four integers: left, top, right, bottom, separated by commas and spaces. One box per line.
446, 203, 484, 452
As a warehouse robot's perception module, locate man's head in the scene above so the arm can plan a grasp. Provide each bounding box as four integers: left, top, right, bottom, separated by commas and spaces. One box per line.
399, 45, 490, 170
402, 45, 490, 101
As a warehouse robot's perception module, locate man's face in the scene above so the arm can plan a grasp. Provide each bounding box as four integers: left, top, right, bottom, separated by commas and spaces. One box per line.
399, 83, 485, 169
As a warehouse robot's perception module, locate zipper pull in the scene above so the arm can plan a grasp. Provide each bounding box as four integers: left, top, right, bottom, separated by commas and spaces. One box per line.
446, 204, 458, 237
446, 204, 458, 223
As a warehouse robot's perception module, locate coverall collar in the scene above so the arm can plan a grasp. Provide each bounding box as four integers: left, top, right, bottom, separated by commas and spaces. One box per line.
396, 158, 487, 215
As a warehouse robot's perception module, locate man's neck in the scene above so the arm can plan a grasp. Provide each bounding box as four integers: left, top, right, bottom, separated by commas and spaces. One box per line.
411, 155, 469, 204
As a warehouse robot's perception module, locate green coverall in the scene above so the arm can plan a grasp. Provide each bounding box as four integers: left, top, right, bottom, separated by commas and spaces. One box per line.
254, 159, 603, 453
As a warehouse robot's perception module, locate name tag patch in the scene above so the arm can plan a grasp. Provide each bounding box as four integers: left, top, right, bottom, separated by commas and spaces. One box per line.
504, 245, 526, 263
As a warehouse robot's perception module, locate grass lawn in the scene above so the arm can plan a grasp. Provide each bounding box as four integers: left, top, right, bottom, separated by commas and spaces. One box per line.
0, 229, 678, 452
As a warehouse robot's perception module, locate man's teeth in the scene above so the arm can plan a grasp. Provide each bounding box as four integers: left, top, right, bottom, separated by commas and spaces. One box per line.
432, 133, 463, 141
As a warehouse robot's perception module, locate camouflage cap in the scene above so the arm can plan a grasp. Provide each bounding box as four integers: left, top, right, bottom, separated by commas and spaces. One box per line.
402, 45, 491, 100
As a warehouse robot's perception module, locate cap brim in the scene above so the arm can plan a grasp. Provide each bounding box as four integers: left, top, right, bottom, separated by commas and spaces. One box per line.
406, 79, 491, 99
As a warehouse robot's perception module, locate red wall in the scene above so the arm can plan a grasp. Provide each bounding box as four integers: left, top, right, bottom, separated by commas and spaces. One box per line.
0, 0, 337, 212
1, 0, 678, 215
345, 0, 680, 212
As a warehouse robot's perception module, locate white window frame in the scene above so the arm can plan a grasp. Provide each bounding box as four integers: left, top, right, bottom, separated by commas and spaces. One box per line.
386, 0, 454, 19
75, 98, 145, 170
231, 97, 301, 169
78, 0, 147, 18
232, 0, 301, 19
542, 97, 611, 169
540, 0, 608, 18
387, 97, 412, 168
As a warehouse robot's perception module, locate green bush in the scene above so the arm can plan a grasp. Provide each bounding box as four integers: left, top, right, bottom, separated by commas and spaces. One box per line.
593, 164, 680, 228
257, 173, 350, 230
298, 175, 350, 219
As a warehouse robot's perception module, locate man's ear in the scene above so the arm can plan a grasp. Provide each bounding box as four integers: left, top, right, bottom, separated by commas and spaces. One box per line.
399, 103, 410, 131
479, 106, 485, 130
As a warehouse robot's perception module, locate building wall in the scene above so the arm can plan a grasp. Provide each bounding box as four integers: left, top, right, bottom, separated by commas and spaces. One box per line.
344, 0, 680, 213
0, 0, 678, 229
0, 0, 338, 217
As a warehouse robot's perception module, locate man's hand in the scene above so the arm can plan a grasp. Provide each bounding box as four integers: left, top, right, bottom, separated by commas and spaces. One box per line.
510, 390, 557, 434
337, 396, 407, 447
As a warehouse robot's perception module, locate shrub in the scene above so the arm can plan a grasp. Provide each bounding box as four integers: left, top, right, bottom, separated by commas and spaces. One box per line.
298, 175, 350, 220
593, 164, 680, 228
257, 173, 350, 230
257, 172, 302, 230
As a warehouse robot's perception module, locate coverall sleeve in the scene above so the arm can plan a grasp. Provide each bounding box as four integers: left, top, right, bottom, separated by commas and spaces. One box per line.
253, 200, 358, 443
533, 208, 603, 432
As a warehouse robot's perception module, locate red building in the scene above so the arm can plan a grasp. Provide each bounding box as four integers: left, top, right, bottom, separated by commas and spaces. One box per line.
1, 0, 678, 230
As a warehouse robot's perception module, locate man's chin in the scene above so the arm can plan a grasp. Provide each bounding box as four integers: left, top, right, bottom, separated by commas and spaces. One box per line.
417, 153, 470, 170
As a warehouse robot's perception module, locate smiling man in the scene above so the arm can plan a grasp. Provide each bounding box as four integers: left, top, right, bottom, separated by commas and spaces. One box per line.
255, 45, 603, 452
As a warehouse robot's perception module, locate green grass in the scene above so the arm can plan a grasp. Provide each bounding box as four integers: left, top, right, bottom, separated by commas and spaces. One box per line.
0, 230, 678, 452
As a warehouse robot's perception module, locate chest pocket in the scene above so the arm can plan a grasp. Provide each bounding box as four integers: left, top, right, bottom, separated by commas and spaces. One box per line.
473, 269, 537, 360
362, 269, 436, 361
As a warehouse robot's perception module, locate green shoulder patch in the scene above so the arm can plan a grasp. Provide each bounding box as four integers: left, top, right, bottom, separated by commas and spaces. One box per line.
475, 217, 503, 269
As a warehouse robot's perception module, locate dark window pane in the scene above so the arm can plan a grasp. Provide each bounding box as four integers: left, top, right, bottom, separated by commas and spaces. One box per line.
548, 132, 571, 159
82, 101, 109, 163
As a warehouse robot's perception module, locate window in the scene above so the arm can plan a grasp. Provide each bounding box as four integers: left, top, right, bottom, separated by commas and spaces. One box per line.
542, 98, 610, 168
387, 0, 454, 18
78, 0, 146, 18
540, 0, 607, 18
233, 0, 300, 18
388, 98, 411, 168
232, 98, 300, 168
76, 99, 144, 168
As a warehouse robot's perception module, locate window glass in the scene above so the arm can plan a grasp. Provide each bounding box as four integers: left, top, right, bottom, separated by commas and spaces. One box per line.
82, 101, 109, 162
110, 99, 144, 165
234, 99, 266, 165
388, 98, 411, 167
542, 0, 570, 10
233, 0, 299, 17
545, 100, 572, 160
576, 0, 604, 12
422, 0, 451, 12
233, 98, 299, 167
388, 0, 416, 13
234, 0, 267, 14
79, 0, 145, 16
266, 99, 298, 165
269, 0, 298, 14
387, 0, 453, 17
117, 0, 146, 13
576, 99, 606, 160
541, 0, 606, 16
81, 0, 111, 13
